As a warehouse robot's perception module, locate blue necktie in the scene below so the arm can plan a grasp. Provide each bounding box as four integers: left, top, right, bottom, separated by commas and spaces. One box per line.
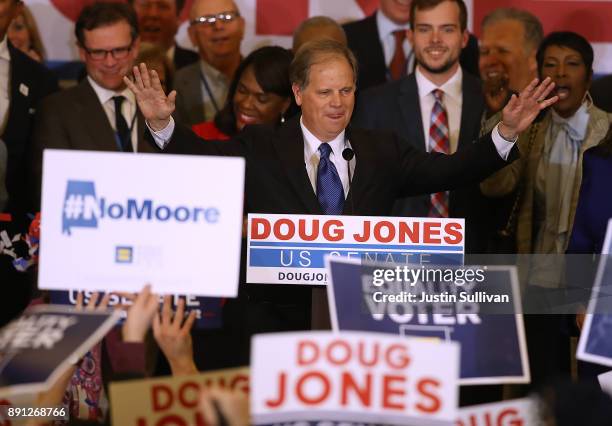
317, 143, 344, 215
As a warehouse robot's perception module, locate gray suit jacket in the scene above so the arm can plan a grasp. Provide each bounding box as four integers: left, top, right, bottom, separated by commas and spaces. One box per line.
29, 79, 159, 209
173, 62, 206, 127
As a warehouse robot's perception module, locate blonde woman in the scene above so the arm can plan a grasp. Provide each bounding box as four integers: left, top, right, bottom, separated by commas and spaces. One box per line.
8, 5, 45, 62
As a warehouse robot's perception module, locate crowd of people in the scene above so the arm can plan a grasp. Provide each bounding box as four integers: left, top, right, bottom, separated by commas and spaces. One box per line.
2, 0, 612, 424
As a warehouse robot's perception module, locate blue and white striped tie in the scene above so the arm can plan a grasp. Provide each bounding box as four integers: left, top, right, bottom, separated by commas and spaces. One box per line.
317, 143, 344, 215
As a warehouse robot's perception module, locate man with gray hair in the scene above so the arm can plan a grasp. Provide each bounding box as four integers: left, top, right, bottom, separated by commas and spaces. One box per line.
292, 16, 347, 52
479, 7, 543, 115
127, 39, 556, 341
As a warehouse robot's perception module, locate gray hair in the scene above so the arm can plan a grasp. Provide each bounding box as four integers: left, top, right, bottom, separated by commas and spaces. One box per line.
482, 8, 543, 53
289, 39, 357, 89
292, 16, 347, 52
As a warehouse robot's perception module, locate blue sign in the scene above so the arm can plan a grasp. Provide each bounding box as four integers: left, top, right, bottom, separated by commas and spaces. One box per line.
326, 258, 530, 384
48, 291, 224, 330
0, 306, 120, 396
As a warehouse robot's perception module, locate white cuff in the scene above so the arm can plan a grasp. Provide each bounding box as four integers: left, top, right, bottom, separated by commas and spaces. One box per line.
147, 116, 175, 150
491, 123, 516, 161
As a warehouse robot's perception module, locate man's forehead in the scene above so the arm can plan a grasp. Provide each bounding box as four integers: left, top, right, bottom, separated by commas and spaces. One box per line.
191, 0, 237, 16
482, 20, 525, 44
84, 21, 133, 46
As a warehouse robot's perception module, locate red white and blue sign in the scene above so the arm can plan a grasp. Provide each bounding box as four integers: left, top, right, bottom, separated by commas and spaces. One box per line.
247, 214, 465, 285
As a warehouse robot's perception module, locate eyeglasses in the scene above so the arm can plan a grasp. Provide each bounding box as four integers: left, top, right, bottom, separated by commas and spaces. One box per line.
83, 43, 133, 61
190, 11, 241, 27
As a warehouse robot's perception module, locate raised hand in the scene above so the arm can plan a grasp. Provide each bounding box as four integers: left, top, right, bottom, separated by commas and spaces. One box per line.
153, 295, 198, 376
124, 63, 177, 131
121, 284, 159, 343
499, 77, 558, 139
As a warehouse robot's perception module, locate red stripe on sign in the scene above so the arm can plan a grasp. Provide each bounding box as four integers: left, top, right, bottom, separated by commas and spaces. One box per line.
256, 0, 309, 36
473, 0, 612, 42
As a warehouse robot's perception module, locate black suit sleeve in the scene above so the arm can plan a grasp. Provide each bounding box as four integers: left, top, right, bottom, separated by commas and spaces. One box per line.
394, 131, 516, 197
158, 122, 245, 157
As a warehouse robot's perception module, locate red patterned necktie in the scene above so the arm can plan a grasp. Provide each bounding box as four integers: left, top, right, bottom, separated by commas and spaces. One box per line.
389, 30, 407, 80
429, 89, 449, 218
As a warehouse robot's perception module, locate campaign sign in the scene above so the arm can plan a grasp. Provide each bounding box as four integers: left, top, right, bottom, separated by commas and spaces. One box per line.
247, 214, 464, 285
577, 219, 612, 367
39, 150, 245, 297
456, 398, 540, 426
47, 290, 224, 329
251, 331, 459, 426
110, 367, 249, 426
326, 257, 530, 385
0, 305, 121, 396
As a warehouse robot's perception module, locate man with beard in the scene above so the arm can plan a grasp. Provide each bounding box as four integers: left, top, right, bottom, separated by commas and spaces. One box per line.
352, 0, 488, 254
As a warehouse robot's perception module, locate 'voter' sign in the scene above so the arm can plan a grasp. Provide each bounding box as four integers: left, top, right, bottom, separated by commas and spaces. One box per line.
247, 214, 464, 285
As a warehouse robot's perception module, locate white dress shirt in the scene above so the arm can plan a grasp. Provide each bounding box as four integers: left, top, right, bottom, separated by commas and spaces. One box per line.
376, 10, 414, 73
88, 77, 139, 152
300, 117, 355, 198
199, 60, 229, 120
0, 36, 10, 135
416, 67, 462, 153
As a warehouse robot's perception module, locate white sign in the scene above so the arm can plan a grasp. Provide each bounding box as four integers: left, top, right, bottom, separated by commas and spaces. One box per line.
39, 150, 245, 297
247, 214, 464, 285
251, 331, 459, 425
457, 398, 540, 426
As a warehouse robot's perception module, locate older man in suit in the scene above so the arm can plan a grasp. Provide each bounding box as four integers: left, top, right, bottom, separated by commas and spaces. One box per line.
343, 0, 479, 91
353, 0, 487, 253
0, 0, 57, 218
127, 39, 556, 354
29, 3, 160, 209
172, 0, 244, 126
129, 0, 199, 70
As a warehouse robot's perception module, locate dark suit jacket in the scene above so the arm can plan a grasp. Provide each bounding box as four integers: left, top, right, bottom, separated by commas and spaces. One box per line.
352, 71, 488, 252
162, 116, 515, 332
173, 44, 199, 71
29, 78, 160, 210
343, 12, 480, 91
2, 42, 57, 217
591, 75, 612, 113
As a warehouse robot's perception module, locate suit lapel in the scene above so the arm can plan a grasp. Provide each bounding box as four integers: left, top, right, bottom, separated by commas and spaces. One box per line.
4, 48, 29, 145
399, 74, 425, 149
458, 73, 484, 149
75, 80, 118, 151
274, 119, 322, 214
342, 127, 372, 214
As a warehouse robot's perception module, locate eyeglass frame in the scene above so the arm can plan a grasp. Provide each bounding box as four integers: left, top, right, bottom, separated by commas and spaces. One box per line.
190, 11, 241, 27
81, 41, 135, 61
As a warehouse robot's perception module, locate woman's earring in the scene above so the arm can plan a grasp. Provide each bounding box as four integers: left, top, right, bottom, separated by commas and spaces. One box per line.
280, 114, 286, 124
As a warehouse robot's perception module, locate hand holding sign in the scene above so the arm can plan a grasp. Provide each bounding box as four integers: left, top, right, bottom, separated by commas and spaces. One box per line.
153, 296, 198, 376
199, 387, 249, 426
122, 285, 160, 343
124, 63, 176, 132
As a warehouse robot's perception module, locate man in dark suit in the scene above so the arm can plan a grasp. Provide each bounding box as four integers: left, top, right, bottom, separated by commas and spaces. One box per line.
591, 75, 612, 113
352, 0, 487, 253
29, 3, 159, 210
343, 0, 479, 91
127, 39, 555, 354
0, 0, 57, 219
130, 0, 199, 70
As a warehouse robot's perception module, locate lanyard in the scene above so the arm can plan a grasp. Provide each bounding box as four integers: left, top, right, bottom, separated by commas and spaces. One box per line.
199, 69, 221, 115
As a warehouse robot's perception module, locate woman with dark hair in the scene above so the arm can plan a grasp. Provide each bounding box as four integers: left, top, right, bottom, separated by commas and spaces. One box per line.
193, 46, 295, 140
482, 31, 612, 256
